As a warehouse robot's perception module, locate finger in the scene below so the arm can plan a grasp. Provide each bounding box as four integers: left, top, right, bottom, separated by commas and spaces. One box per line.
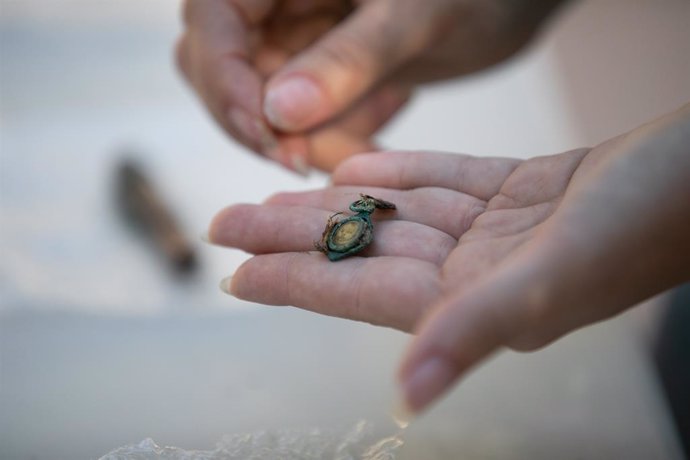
276, 0, 351, 17
182, 0, 285, 163
228, 252, 441, 332
263, 0, 448, 132
254, 44, 290, 78
262, 9, 342, 57
333, 151, 522, 201
321, 84, 412, 138
276, 131, 377, 174
397, 262, 537, 414
266, 186, 485, 239
287, 84, 411, 172
255, 11, 342, 79
210, 204, 456, 265
307, 131, 377, 172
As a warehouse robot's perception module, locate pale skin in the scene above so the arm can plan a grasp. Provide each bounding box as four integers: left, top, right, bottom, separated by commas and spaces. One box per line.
181, 0, 689, 418
209, 105, 690, 414
177, 0, 565, 173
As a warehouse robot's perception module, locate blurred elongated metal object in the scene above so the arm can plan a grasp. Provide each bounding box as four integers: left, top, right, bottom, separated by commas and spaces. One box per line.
117, 159, 197, 274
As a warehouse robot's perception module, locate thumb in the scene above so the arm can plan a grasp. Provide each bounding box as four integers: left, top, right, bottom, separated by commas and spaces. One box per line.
397, 262, 544, 416
263, 0, 448, 132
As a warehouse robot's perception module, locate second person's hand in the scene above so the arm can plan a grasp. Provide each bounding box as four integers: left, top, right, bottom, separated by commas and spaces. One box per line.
177, 0, 566, 173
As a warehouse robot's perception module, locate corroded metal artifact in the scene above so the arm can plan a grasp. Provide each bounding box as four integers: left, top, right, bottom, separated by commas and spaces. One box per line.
315, 194, 396, 261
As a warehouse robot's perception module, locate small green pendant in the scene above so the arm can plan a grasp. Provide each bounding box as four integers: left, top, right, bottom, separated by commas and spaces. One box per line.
315, 194, 396, 261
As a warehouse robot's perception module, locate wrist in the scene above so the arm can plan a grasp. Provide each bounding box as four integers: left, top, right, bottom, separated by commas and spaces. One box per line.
536, 105, 690, 329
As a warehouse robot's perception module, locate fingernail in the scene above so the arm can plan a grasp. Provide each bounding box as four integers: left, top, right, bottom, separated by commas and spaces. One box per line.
219, 276, 234, 296
264, 76, 322, 131
228, 108, 280, 160
391, 394, 414, 429
289, 154, 310, 177
400, 356, 456, 414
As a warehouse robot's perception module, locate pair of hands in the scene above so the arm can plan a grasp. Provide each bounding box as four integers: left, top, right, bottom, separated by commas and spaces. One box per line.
180, 1, 690, 414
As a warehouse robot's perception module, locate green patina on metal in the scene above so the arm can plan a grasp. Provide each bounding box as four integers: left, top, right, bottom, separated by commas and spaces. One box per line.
315, 194, 396, 261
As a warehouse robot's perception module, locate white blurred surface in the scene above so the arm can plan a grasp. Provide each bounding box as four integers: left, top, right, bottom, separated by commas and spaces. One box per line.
0, 0, 326, 315
0, 1, 687, 459
0, 304, 682, 460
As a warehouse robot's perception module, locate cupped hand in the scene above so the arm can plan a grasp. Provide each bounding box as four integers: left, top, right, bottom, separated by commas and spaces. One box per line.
177, 0, 564, 173
209, 105, 690, 415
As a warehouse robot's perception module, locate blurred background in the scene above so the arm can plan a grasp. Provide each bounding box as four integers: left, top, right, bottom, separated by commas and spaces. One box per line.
1, 1, 689, 459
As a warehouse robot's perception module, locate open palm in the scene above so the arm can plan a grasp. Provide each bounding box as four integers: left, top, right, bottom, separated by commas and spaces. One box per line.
210, 147, 591, 333
210, 105, 689, 415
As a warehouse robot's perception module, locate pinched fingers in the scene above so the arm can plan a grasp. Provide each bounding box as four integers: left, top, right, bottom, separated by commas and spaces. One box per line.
210, 204, 456, 265
179, 0, 415, 173
229, 253, 441, 332
301, 84, 412, 172
266, 83, 411, 173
